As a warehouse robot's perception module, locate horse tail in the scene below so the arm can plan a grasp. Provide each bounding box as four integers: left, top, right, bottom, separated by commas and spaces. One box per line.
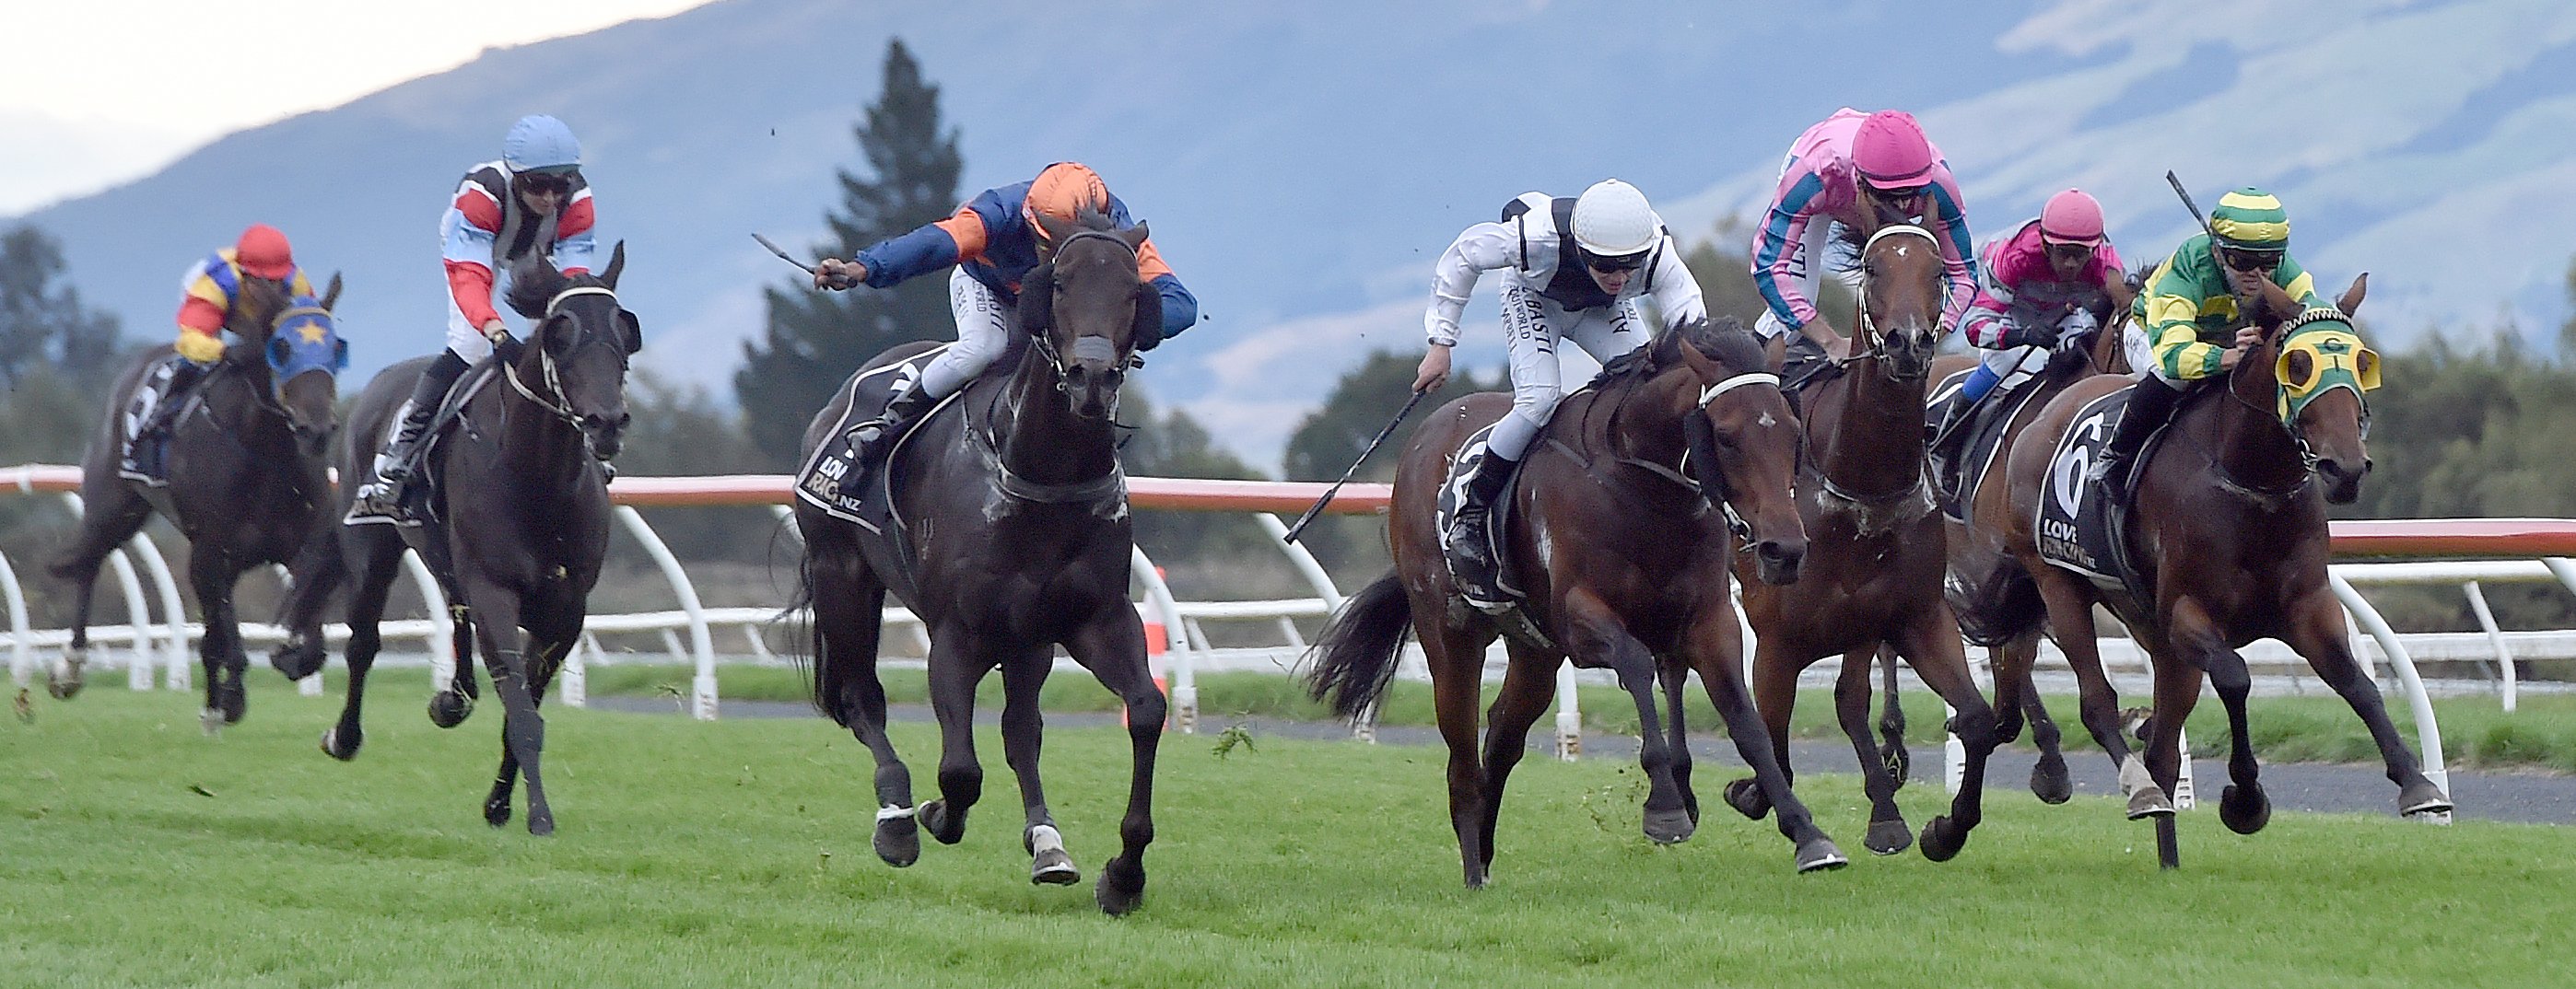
1303, 573, 1413, 720
1950, 558, 2043, 648
786, 550, 836, 725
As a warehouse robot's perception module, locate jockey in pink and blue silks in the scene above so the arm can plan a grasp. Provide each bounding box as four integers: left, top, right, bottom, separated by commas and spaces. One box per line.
1929, 189, 2131, 449
1749, 109, 1976, 364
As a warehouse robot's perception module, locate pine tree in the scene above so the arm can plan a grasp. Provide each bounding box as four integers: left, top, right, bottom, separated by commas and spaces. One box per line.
736, 38, 963, 465
0, 223, 123, 389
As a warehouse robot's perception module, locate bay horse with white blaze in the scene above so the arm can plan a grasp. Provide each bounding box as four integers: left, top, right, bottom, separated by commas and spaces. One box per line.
50, 273, 345, 727
1306, 317, 1849, 886
299, 246, 637, 836
794, 208, 1166, 915
1723, 212, 2001, 861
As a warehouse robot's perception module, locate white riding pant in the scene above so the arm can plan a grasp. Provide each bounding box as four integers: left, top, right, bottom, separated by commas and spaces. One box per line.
1979, 343, 2051, 391
1488, 285, 1650, 461
1752, 221, 1849, 341
915, 268, 1014, 398
2123, 323, 2189, 385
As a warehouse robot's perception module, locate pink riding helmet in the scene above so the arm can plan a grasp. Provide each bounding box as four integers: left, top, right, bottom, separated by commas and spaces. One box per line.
1852, 110, 1935, 188
2039, 190, 2107, 247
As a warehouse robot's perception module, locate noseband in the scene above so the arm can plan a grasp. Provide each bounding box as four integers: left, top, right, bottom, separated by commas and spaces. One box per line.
504, 285, 626, 430
1849, 225, 1939, 375
1027, 230, 1147, 389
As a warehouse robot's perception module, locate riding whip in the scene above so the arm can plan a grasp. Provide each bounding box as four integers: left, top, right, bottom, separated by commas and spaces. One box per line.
1282, 388, 1430, 544
751, 233, 820, 275
2163, 171, 2219, 241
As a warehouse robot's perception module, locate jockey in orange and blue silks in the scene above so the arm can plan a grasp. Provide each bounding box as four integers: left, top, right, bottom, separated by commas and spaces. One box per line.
129, 225, 315, 452
811, 162, 1199, 488
1930, 190, 2130, 448
1749, 109, 1976, 362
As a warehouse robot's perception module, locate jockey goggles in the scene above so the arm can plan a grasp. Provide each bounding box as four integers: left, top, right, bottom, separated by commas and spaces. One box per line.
1868, 181, 1929, 202
2220, 246, 2283, 273
1586, 250, 1650, 273
517, 168, 579, 195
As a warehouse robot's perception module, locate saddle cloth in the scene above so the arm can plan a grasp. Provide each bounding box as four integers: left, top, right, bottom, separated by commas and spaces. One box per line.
791, 344, 959, 529
2033, 385, 2161, 589
1924, 368, 2044, 524
115, 361, 203, 487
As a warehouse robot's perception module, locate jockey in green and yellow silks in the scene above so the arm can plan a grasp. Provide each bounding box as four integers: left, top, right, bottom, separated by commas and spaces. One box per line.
2092, 188, 2327, 494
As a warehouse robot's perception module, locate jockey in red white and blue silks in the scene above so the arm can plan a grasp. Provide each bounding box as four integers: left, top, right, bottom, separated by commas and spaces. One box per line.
1749, 108, 1975, 359
811, 162, 1199, 484
1944, 190, 2127, 422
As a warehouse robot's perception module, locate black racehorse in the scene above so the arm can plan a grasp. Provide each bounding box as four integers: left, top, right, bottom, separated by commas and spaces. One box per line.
296, 246, 635, 836
794, 207, 1165, 914
49, 273, 345, 727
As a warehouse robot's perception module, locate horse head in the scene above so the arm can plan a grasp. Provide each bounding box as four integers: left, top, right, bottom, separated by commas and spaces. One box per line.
232, 272, 345, 457
1664, 318, 1808, 584
507, 243, 639, 460
1845, 212, 1945, 381
1022, 205, 1153, 420
2243, 273, 2377, 504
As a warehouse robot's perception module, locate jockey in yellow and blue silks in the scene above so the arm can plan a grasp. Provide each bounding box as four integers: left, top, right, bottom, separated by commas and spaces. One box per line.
2090, 187, 2327, 495
129, 225, 314, 458
810, 162, 1199, 495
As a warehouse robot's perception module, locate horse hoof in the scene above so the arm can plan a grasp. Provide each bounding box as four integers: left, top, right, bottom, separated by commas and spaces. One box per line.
485, 799, 512, 829
2126, 785, 2175, 820
1793, 838, 1849, 873
1643, 807, 1696, 845
270, 639, 325, 681
528, 810, 555, 837
2397, 780, 2454, 817
201, 707, 225, 737
1032, 850, 1081, 886
874, 818, 920, 867
1864, 820, 1914, 856
1722, 778, 1773, 820
2219, 784, 2270, 835
1879, 744, 1912, 788
920, 799, 966, 845
1994, 714, 2025, 746
218, 685, 247, 725
1919, 816, 1968, 863
2031, 754, 2074, 805
427, 691, 474, 729
1094, 855, 1146, 915
320, 726, 361, 762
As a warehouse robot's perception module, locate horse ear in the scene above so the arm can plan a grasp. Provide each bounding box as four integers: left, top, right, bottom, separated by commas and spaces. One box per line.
2253, 276, 2298, 326
321, 272, 343, 311
1130, 281, 1165, 352
1119, 222, 1150, 252
1672, 328, 1717, 380
1035, 213, 1077, 253
2337, 272, 2368, 317
602, 240, 627, 290
1018, 264, 1056, 336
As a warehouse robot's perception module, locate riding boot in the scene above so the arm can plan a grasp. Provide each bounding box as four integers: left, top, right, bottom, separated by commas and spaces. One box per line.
123, 358, 210, 476
2089, 374, 2183, 501
1446, 450, 1519, 608
353, 352, 469, 516
837, 381, 942, 499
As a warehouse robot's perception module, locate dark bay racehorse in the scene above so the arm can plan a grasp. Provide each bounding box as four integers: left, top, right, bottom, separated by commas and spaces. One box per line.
1722, 214, 2000, 861
301, 247, 636, 836
794, 211, 1166, 914
1306, 318, 1849, 886
1994, 273, 2446, 867
49, 274, 345, 727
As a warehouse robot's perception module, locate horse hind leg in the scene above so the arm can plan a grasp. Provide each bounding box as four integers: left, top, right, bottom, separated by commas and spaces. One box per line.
2033, 566, 2167, 818
1992, 633, 2073, 803
323, 532, 405, 761
915, 628, 988, 848
1063, 608, 1165, 915
1478, 645, 1572, 868
1875, 644, 1910, 786
428, 605, 479, 728
188, 550, 252, 729
45, 487, 152, 700
1832, 645, 1912, 855
813, 565, 917, 867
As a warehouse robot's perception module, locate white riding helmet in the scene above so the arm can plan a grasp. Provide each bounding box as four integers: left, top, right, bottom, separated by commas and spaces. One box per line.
1571, 179, 1661, 258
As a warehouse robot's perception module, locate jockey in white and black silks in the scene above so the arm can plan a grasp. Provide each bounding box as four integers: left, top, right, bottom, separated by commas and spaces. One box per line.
810, 161, 1200, 496
1411, 179, 1709, 599
352, 113, 599, 516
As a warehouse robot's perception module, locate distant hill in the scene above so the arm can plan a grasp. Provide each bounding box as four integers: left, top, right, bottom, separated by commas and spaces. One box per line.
18, 0, 2576, 468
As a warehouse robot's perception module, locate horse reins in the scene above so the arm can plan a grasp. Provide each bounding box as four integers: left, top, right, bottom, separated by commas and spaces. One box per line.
1844, 225, 1939, 373
503, 285, 623, 430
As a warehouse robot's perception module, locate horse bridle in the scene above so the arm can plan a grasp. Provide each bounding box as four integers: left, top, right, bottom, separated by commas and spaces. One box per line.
503, 285, 625, 430
1846, 225, 1940, 376
1026, 229, 1148, 390
2209, 307, 2358, 484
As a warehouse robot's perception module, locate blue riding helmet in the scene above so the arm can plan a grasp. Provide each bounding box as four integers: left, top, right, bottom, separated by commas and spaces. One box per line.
264, 299, 348, 393
504, 114, 582, 174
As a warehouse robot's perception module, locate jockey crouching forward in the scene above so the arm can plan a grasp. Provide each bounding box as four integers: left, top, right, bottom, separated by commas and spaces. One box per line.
810, 161, 1199, 498
1931, 189, 2130, 457
351, 113, 597, 517
1412, 180, 1708, 605
124, 224, 315, 476
1749, 109, 1976, 365
2090, 187, 2324, 500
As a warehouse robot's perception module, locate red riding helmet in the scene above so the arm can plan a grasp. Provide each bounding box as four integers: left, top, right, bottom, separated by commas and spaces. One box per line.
234, 224, 295, 280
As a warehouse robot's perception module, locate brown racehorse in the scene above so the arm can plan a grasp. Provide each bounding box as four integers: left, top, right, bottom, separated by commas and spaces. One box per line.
1858, 311, 2133, 806
1721, 214, 1999, 862
1306, 318, 1849, 886
1991, 273, 2447, 867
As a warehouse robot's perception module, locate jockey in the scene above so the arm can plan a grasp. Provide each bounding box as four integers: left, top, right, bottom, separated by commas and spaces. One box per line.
2090, 187, 2326, 496
352, 114, 597, 516
1412, 179, 1707, 603
810, 161, 1198, 496
1931, 190, 2129, 451
126, 225, 314, 470
1749, 109, 1976, 364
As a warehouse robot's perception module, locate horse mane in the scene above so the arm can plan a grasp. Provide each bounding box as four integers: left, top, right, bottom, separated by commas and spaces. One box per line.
1592, 315, 1764, 386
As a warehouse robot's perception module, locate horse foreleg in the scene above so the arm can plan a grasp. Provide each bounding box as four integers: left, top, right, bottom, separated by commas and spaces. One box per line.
996, 644, 1075, 888
1064, 609, 1161, 915
1876, 643, 1910, 785
467, 587, 548, 835
188, 550, 249, 728
2283, 592, 2451, 816
917, 627, 987, 848
1657, 656, 1697, 825
1478, 644, 1567, 867
2032, 565, 2165, 817
323, 536, 404, 762
1832, 643, 1911, 855
1689, 608, 1844, 872
2141, 623, 2207, 871
1894, 605, 1996, 863
1721, 632, 1804, 822
1561, 589, 1691, 845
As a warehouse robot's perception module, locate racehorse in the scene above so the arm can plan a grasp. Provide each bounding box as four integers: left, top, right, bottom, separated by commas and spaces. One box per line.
1721, 212, 2001, 861
1859, 307, 2133, 806
1989, 273, 2446, 867
792, 208, 1166, 914
48, 273, 345, 727
1306, 316, 1849, 887
302, 246, 636, 836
